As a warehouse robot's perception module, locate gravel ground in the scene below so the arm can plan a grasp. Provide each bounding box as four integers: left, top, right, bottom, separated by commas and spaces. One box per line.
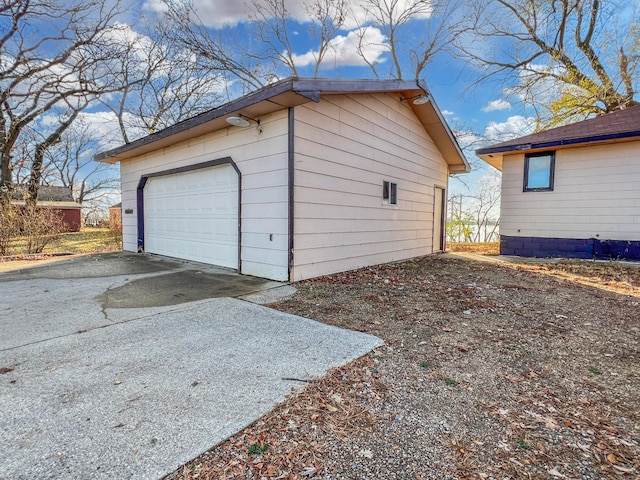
166, 254, 640, 480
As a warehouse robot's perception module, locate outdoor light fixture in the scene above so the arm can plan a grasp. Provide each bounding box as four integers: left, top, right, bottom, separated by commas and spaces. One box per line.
226, 116, 250, 127
226, 114, 261, 129
400, 94, 430, 105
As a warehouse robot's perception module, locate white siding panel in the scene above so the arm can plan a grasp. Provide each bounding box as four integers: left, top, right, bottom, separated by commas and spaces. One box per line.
295, 238, 426, 264
294, 248, 428, 282
500, 142, 640, 241
292, 93, 449, 281
119, 111, 290, 281
296, 229, 425, 250
243, 185, 288, 204
242, 232, 288, 251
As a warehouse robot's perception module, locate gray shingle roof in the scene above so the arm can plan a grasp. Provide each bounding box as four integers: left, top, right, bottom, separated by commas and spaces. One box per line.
477, 105, 640, 156
10, 185, 76, 203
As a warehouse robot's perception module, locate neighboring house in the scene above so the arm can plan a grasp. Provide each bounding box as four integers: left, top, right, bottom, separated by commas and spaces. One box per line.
9, 185, 82, 232
95, 77, 469, 281
109, 202, 122, 230
476, 105, 640, 260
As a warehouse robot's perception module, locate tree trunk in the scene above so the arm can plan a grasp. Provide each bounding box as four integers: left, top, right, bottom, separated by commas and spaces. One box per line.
0, 150, 13, 207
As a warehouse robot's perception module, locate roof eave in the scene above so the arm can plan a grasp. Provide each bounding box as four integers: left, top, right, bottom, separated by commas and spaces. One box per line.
95, 77, 470, 173
415, 79, 470, 174
95, 78, 313, 163
11, 200, 81, 208
476, 129, 640, 170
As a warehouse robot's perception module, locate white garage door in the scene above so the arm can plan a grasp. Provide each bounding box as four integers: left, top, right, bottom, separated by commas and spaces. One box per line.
144, 164, 239, 269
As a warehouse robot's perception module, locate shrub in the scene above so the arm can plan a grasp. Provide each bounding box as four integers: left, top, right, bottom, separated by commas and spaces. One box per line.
0, 204, 21, 256
20, 207, 65, 254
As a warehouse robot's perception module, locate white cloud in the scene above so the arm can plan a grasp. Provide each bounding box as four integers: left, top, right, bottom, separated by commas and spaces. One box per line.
144, 0, 432, 29
441, 109, 454, 116
78, 111, 144, 151
342, 0, 433, 29
484, 115, 536, 143
141, 0, 168, 14
482, 99, 511, 112
290, 27, 388, 69
142, 0, 307, 29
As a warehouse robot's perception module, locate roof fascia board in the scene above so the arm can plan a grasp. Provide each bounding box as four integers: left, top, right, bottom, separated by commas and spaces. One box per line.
477, 129, 640, 156
417, 79, 470, 173
292, 78, 419, 93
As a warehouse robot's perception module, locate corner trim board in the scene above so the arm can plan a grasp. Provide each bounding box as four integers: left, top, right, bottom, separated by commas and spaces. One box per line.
288, 107, 295, 281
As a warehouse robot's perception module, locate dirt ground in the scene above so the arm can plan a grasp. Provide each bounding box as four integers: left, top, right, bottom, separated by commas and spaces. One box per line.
165, 253, 639, 479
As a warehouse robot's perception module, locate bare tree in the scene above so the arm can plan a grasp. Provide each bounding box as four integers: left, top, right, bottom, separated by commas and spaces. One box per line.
163, 0, 266, 92
447, 171, 501, 243
10, 127, 37, 185
40, 118, 118, 206
466, 172, 501, 242
98, 17, 226, 144
164, 0, 461, 89
0, 0, 126, 205
356, 0, 461, 79
249, 0, 349, 77
457, 0, 639, 126
25, 99, 85, 210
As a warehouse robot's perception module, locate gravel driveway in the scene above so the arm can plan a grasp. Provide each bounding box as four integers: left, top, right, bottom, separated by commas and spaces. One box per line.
168, 254, 640, 479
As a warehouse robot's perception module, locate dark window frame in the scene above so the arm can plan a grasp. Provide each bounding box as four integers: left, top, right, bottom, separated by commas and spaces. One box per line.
383, 180, 398, 205
523, 151, 555, 192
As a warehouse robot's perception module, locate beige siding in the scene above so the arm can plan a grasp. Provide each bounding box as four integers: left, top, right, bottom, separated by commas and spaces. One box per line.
292, 93, 449, 281
500, 141, 640, 241
120, 111, 290, 281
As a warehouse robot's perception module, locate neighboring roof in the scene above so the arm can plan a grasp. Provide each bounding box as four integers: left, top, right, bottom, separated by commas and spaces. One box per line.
110, 202, 122, 209
477, 105, 640, 170
95, 77, 470, 173
9, 185, 79, 207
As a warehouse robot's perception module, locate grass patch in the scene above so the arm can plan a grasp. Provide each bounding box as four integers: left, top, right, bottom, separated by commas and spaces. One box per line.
7, 228, 121, 256
247, 443, 269, 455
518, 439, 531, 450
419, 362, 430, 370
36, 228, 121, 254
448, 242, 500, 255
444, 378, 458, 386
588, 366, 603, 375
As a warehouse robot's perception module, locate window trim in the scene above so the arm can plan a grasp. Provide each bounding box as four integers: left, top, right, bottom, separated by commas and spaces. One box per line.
383, 180, 398, 205
523, 151, 555, 192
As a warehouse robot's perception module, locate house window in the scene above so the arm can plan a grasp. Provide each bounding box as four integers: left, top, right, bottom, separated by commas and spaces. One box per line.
524, 152, 555, 191
383, 181, 397, 205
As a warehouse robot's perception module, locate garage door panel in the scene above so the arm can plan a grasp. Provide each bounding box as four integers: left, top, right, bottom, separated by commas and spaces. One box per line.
144, 164, 238, 269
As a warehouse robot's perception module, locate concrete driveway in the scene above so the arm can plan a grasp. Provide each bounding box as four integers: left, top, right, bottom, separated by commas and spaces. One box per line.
0, 252, 383, 479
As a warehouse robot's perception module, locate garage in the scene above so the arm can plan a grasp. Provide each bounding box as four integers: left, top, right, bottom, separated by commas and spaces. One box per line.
97, 78, 470, 282
143, 164, 239, 269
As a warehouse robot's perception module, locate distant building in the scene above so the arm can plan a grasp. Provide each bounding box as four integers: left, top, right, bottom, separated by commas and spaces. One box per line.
109, 202, 122, 230
9, 185, 81, 232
